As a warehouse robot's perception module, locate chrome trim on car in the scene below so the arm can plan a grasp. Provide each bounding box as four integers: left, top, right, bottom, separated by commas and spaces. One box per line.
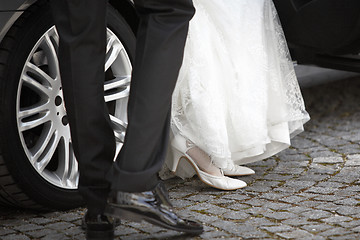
0, 0, 36, 42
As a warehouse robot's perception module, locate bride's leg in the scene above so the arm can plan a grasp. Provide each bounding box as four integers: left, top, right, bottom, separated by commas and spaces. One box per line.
185, 141, 222, 177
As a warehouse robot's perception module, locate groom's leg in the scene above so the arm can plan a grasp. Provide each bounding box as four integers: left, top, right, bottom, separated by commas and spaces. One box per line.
108, 0, 195, 192
50, 0, 115, 215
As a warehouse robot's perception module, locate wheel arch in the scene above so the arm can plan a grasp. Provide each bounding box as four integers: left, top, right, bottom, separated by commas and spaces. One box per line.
0, 0, 38, 42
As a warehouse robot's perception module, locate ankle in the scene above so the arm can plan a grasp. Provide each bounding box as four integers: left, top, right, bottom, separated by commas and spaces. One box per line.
186, 144, 222, 177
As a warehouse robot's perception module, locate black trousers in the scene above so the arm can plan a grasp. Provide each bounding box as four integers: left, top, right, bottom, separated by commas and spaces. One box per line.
50, 0, 194, 215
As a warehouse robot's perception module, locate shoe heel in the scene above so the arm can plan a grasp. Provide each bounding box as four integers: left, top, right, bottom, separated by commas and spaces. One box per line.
168, 148, 183, 172
169, 134, 189, 172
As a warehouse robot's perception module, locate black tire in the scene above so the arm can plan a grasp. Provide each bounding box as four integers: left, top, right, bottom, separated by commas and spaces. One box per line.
0, 2, 135, 210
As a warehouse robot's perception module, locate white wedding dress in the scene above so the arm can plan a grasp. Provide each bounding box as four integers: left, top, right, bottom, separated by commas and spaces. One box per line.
165, 0, 310, 179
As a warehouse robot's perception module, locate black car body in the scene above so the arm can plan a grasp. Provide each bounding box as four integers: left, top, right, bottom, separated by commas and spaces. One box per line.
273, 0, 360, 72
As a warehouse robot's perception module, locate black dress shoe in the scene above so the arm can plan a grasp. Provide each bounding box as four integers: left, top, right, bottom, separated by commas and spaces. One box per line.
81, 212, 115, 240
104, 182, 203, 235
81, 214, 121, 230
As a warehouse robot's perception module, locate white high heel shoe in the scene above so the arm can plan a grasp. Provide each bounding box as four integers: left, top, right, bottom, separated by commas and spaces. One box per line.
222, 164, 255, 177
169, 135, 247, 191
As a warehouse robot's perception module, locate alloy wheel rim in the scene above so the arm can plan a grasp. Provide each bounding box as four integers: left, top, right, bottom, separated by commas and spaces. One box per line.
16, 26, 131, 189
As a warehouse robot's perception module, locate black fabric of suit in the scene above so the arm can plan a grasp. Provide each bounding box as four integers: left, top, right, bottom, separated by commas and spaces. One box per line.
50, 0, 194, 215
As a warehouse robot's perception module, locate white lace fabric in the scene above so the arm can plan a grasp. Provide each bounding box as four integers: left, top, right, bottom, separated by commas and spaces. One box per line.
167, 0, 310, 178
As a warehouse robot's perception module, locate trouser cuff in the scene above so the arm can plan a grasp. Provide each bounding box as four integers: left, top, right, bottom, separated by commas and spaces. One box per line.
107, 164, 160, 192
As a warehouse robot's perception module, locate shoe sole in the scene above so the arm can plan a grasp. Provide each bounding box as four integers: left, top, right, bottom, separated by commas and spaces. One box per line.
104, 205, 203, 235
86, 229, 114, 240
225, 172, 255, 177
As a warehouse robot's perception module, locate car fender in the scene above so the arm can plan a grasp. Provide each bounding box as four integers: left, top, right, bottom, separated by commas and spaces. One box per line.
0, 0, 36, 42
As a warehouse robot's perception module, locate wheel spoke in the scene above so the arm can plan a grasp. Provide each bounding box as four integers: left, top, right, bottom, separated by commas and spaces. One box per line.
114, 142, 123, 161
106, 34, 117, 53
60, 137, 70, 186
111, 115, 127, 160
105, 35, 123, 71
36, 130, 61, 172
18, 101, 50, 119
104, 76, 130, 92
104, 76, 130, 102
55, 138, 78, 188
26, 62, 54, 90
110, 115, 127, 143
18, 111, 50, 132
67, 145, 79, 186
30, 124, 55, 164
22, 75, 52, 99
42, 28, 60, 77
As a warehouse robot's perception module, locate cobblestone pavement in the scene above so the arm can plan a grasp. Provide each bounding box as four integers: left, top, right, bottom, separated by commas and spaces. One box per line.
1, 76, 360, 239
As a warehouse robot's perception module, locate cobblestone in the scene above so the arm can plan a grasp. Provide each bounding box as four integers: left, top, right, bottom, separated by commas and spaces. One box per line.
313, 156, 344, 163
300, 224, 333, 233
299, 210, 333, 220
276, 229, 315, 239
1, 76, 360, 239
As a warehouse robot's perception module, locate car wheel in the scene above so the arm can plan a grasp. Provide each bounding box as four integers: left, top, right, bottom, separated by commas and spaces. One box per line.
0, 2, 135, 210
